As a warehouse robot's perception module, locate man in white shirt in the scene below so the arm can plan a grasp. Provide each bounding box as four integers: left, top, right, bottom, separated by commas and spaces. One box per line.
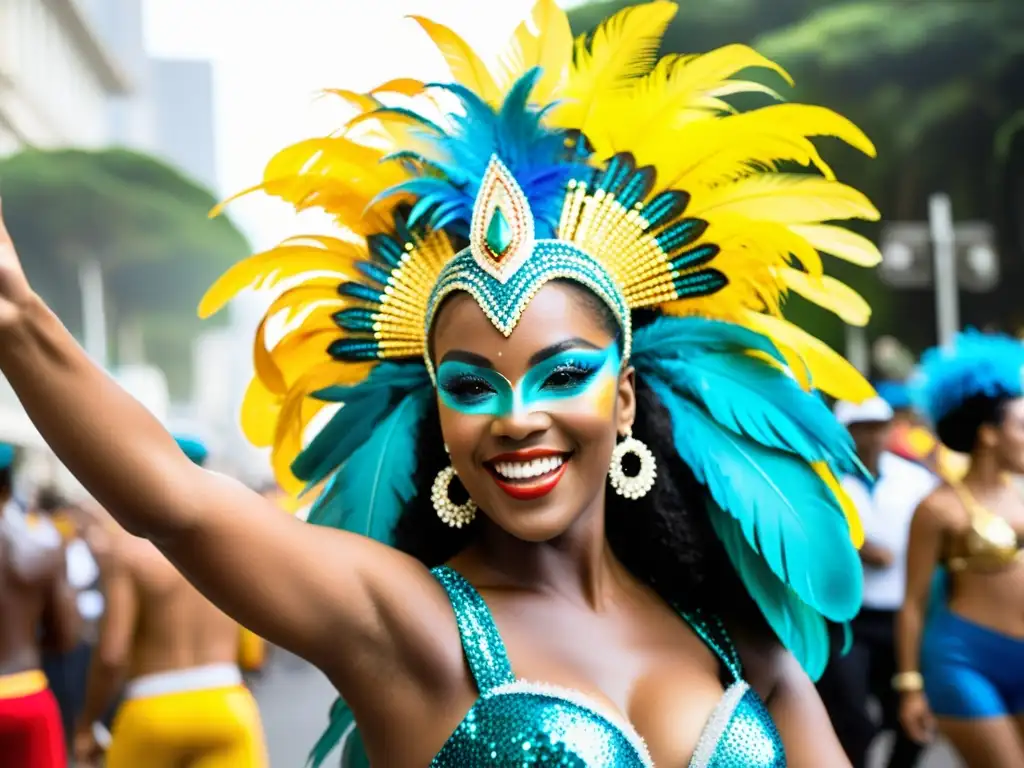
819, 397, 939, 768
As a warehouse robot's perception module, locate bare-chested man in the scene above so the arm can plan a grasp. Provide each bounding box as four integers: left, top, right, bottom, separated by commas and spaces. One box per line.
0, 442, 80, 767
73, 436, 268, 768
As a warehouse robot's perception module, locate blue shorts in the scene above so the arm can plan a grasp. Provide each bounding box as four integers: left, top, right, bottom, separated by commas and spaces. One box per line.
922, 609, 1024, 719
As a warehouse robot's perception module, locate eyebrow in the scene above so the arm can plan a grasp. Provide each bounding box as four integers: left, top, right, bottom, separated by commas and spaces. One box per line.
439, 350, 494, 368
528, 338, 601, 367
438, 338, 602, 370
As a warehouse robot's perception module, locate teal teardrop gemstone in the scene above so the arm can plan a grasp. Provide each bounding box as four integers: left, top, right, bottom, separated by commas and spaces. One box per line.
485, 207, 513, 259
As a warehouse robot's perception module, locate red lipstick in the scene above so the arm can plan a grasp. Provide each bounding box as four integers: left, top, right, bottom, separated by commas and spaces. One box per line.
486, 449, 571, 501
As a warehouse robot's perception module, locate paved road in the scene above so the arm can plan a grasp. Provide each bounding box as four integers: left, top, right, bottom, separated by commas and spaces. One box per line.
253, 651, 963, 767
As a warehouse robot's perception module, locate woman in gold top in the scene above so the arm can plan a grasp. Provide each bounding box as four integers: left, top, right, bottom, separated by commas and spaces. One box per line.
897, 331, 1024, 767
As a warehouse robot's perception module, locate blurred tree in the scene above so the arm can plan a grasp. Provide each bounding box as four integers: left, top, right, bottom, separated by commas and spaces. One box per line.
568, 0, 1024, 357
0, 148, 250, 398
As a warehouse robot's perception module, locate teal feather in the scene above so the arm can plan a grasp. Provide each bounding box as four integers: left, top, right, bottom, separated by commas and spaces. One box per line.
642, 190, 690, 227
306, 697, 356, 768
366, 233, 406, 268
673, 269, 727, 296
304, 388, 429, 539
633, 317, 858, 472
337, 282, 382, 304
631, 317, 862, 672
707, 503, 830, 680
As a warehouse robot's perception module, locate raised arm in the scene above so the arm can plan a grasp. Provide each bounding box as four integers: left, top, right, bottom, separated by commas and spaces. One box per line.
895, 492, 947, 744
0, 204, 451, 697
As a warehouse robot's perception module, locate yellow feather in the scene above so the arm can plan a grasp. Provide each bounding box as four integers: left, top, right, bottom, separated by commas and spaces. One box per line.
554, 1, 678, 131
408, 16, 501, 105
578, 44, 789, 156
271, 362, 372, 494
369, 78, 425, 97
495, 0, 572, 104
789, 224, 882, 267
318, 88, 379, 116
706, 80, 784, 101
744, 311, 875, 402
253, 315, 287, 395
814, 462, 864, 546
644, 103, 873, 190
268, 328, 338, 386
240, 376, 281, 448
781, 268, 872, 326
738, 103, 875, 157
265, 281, 348, 326
198, 242, 364, 319
712, 214, 823, 275
654, 128, 836, 190
691, 174, 879, 224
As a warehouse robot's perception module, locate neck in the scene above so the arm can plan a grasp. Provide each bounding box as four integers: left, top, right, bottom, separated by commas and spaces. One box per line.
470, 492, 626, 609
963, 451, 1005, 491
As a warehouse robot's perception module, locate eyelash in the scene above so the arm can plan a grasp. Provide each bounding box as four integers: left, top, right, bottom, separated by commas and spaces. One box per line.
542, 361, 599, 389
442, 374, 495, 400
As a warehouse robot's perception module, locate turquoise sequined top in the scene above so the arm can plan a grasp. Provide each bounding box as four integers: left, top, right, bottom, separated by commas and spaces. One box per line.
429, 566, 785, 767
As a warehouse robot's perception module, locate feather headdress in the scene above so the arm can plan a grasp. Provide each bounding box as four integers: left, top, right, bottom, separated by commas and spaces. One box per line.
203, 3, 878, 763
914, 330, 1024, 425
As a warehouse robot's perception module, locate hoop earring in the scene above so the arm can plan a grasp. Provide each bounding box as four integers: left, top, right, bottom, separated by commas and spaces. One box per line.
432, 465, 477, 528
608, 428, 657, 500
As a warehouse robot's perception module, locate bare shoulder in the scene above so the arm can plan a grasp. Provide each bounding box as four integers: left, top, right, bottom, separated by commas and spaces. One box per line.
914, 484, 964, 532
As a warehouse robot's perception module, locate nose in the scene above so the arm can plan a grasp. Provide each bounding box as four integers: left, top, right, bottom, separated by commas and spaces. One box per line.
490, 408, 552, 443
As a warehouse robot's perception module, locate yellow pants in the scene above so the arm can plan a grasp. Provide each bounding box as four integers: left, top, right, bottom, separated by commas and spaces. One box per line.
106, 684, 267, 768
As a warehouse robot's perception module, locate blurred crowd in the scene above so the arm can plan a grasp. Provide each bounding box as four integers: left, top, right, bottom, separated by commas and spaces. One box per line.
0, 441, 280, 767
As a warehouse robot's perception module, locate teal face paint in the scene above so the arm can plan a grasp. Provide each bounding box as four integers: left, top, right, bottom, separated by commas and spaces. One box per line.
437, 344, 620, 417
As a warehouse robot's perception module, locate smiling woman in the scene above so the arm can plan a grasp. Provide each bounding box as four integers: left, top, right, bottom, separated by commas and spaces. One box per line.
198, 0, 878, 764
0, 1, 881, 767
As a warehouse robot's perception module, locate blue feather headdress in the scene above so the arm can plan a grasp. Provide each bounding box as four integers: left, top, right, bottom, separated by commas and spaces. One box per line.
914, 330, 1024, 426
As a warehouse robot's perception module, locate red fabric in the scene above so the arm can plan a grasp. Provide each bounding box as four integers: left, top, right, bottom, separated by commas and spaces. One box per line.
0, 689, 67, 768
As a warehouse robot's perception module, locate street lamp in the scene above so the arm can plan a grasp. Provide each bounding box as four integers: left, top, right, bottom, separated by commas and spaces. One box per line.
879, 193, 999, 348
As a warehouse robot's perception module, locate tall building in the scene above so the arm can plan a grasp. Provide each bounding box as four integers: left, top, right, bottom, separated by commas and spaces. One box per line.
0, 0, 130, 153
0, 0, 129, 449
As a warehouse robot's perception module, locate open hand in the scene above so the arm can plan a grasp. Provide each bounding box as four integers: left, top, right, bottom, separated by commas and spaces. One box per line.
0, 198, 35, 329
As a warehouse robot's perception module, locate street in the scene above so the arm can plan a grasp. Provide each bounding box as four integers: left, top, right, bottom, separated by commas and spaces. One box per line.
251, 650, 963, 768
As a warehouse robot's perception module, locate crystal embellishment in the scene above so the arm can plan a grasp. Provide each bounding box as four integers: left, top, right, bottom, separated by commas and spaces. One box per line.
470, 154, 535, 283
485, 207, 513, 258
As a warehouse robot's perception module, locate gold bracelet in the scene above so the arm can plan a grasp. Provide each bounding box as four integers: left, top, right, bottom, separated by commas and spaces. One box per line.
891, 671, 924, 692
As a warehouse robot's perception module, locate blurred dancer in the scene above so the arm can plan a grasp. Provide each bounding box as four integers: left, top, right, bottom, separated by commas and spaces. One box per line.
37, 489, 103, 746
898, 332, 1024, 766
877, 380, 968, 482
0, 443, 80, 767
820, 398, 938, 767
73, 437, 268, 768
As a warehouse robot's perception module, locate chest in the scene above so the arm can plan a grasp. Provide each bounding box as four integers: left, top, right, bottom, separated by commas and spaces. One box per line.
486, 603, 744, 764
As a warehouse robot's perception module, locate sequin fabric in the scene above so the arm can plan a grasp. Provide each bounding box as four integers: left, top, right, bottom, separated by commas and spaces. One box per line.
429, 566, 786, 767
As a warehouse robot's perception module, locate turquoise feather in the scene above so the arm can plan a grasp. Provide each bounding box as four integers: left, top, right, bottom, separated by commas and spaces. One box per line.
634, 317, 859, 472
292, 363, 431, 489
304, 388, 430, 541
707, 502, 830, 680
647, 377, 861, 621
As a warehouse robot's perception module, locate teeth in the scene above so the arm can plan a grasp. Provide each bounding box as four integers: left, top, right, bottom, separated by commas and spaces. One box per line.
493, 456, 565, 481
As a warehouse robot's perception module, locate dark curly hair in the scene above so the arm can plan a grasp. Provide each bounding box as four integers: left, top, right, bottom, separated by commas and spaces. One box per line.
394, 282, 770, 638
936, 394, 1011, 454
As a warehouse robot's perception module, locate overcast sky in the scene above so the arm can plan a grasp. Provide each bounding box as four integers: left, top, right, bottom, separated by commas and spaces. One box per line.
142, 0, 545, 249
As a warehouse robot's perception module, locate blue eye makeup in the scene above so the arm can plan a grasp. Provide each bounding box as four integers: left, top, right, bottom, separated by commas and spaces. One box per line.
436, 344, 619, 417
437, 362, 513, 416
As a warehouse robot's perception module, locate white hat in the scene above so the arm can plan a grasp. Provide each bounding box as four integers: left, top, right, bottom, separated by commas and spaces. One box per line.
834, 396, 894, 427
